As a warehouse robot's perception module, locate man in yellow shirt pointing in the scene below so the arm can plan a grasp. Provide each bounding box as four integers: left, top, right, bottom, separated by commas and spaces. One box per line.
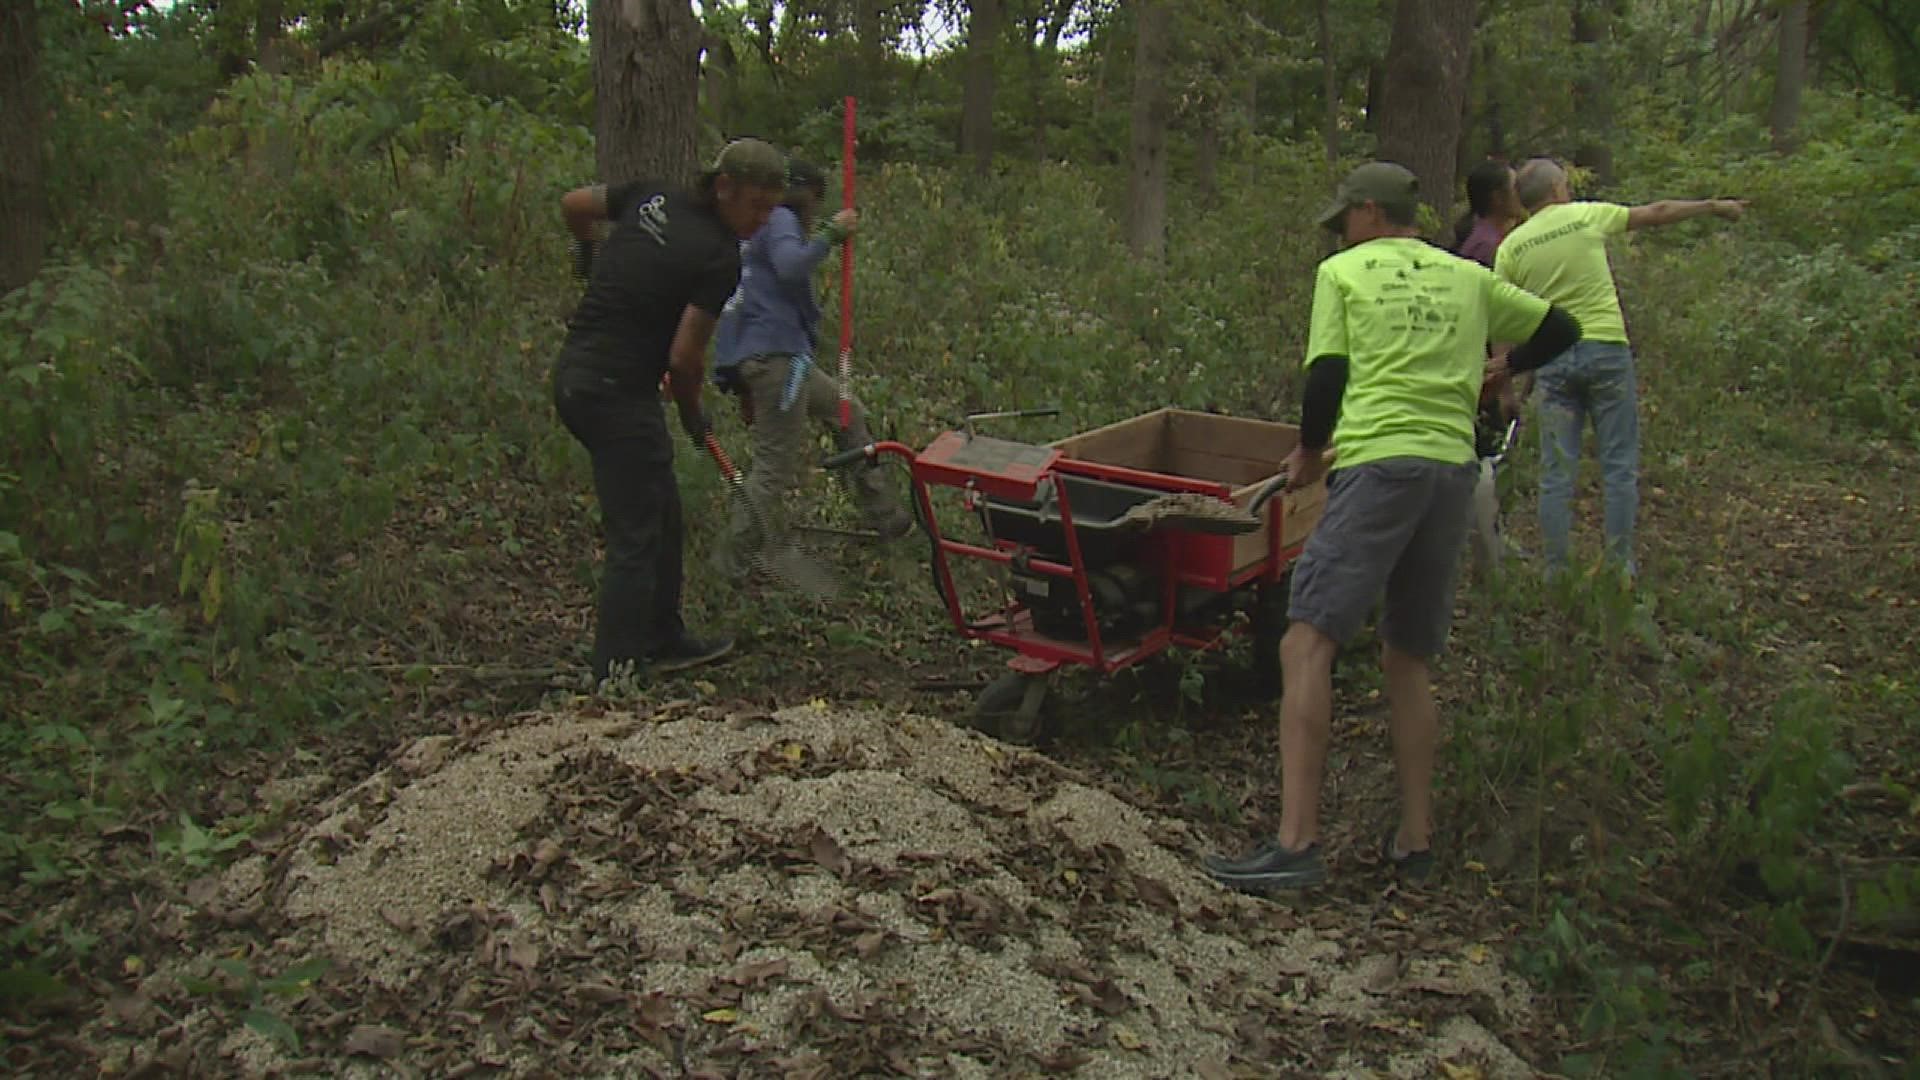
1494, 159, 1746, 580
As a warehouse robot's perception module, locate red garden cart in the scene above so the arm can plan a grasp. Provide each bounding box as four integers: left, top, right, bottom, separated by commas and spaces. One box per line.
824, 407, 1328, 740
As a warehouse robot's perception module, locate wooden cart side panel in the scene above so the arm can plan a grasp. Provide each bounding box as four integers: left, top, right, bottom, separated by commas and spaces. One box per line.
1051, 408, 1172, 472
1166, 409, 1302, 461
1165, 447, 1276, 487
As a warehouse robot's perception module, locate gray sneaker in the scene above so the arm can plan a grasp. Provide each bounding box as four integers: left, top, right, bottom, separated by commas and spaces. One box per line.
1204, 840, 1326, 892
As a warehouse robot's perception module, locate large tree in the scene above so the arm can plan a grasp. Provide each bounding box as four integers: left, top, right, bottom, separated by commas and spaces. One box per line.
1770, 0, 1810, 151
591, 0, 705, 186
1373, 0, 1476, 221
1124, 0, 1171, 260
960, 0, 1003, 175
0, 0, 46, 295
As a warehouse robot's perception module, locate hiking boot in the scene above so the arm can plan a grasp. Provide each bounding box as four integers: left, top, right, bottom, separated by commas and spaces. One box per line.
649, 634, 735, 673
1380, 830, 1435, 884
1204, 840, 1326, 892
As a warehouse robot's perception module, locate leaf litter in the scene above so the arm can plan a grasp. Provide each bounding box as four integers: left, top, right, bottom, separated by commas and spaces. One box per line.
90, 701, 1543, 1076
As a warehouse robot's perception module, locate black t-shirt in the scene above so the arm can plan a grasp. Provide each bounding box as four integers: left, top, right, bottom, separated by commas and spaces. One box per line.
561, 181, 741, 381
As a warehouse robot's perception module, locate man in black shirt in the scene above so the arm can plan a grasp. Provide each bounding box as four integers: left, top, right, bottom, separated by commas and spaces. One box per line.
553, 138, 789, 685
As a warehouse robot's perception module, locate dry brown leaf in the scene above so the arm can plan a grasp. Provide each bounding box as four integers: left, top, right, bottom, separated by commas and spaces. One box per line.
852, 931, 888, 958
1131, 873, 1178, 911
808, 828, 851, 876
1363, 952, 1404, 994
506, 938, 540, 972
637, 994, 677, 1029
108, 992, 155, 1026
571, 979, 627, 1005
729, 958, 789, 988
1195, 1060, 1233, 1080
343, 1024, 406, 1059
1084, 978, 1131, 1015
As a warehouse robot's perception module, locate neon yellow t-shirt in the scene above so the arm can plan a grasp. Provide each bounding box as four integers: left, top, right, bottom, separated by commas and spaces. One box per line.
1305, 237, 1551, 469
1493, 201, 1631, 344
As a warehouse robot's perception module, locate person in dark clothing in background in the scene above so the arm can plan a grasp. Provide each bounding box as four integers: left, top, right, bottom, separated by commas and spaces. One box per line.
710, 158, 912, 578
1454, 158, 1532, 572
552, 138, 789, 685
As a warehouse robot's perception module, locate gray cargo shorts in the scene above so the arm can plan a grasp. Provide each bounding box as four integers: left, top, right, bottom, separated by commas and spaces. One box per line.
1286, 456, 1479, 659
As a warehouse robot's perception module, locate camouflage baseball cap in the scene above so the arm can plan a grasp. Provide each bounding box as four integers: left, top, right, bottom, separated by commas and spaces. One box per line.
1316, 161, 1420, 232
705, 138, 788, 189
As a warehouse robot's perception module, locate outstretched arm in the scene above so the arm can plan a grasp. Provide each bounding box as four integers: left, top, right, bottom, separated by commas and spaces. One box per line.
1626, 197, 1747, 230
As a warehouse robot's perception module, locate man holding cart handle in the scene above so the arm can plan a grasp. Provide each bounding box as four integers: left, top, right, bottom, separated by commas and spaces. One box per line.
551, 138, 789, 685
1206, 162, 1584, 893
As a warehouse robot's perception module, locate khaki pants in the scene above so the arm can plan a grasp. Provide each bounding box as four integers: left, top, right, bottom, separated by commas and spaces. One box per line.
716, 353, 902, 574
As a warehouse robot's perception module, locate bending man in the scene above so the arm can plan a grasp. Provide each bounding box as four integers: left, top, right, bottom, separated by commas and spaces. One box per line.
552, 139, 789, 685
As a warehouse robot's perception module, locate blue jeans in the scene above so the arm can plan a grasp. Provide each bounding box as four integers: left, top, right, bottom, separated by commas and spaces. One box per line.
1534, 341, 1639, 577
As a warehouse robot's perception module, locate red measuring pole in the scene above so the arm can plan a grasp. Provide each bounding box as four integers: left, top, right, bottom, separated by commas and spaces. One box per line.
838, 96, 856, 430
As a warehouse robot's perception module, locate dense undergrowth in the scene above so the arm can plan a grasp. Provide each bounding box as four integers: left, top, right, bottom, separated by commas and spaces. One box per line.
3, 43, 1918, 1073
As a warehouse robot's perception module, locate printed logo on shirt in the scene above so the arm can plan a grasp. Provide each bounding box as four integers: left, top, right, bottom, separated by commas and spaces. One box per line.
633, 195, 670, 246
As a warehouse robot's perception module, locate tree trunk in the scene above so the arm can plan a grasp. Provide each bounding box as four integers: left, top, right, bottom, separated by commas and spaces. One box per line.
1482, 34, 1504, 156
1570, 0, 1615, 185
255, 0, 286, 74
1374, 0, 1475, 222
1196, 100, 1220, 204
591, 0, 704, 187
1318, 0, 1340, 167
960, 0, 1002, 176
855, 0, 886, 103
0, 0, 47, 296
1769, 0, 1809, 152
1125, 0, 1172, 260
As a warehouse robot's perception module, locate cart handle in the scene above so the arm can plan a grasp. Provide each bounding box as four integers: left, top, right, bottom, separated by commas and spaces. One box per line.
962, 406, 1061, 438
821, 443, 874, 470
1246, 470, 1292, 516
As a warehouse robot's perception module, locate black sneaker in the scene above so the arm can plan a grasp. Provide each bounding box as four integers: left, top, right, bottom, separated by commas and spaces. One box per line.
649, 634, 735, 673
1204, 840, 1326, 892
1380, 831, 1434, 883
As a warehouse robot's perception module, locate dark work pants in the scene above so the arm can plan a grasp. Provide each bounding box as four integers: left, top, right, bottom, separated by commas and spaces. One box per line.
553, 356, 686, 681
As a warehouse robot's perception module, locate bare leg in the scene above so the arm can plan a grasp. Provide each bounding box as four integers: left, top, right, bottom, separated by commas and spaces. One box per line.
1277, 621, 1339, 851
1382, 643, 1438, 853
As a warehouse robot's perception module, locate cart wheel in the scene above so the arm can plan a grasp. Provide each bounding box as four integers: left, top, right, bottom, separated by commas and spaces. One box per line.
973, 671, 1049, 744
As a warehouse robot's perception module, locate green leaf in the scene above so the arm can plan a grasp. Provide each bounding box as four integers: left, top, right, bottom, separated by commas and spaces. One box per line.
243, 1007, 301, 1052
213, 958, 253, 981
0, 966, 69, 1002
265, 957, 329, 995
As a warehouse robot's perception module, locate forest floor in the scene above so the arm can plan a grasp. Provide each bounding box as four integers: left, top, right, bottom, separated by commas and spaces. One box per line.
5, 385, 1918, 1078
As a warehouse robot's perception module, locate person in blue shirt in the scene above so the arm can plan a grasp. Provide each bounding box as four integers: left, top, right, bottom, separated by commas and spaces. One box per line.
711, 159, 911, 577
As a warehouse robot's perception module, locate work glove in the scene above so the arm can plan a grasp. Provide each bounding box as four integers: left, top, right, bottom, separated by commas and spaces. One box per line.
569, 238, 597, 286
815, 209, 858, 246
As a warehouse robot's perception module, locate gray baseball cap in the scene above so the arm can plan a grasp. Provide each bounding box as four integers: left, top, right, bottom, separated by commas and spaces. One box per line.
1316, 162, 1420, 232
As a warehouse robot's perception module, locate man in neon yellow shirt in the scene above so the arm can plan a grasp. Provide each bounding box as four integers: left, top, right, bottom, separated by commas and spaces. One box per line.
1206, 162, 1582, 892
1494, 158, 1745, 579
